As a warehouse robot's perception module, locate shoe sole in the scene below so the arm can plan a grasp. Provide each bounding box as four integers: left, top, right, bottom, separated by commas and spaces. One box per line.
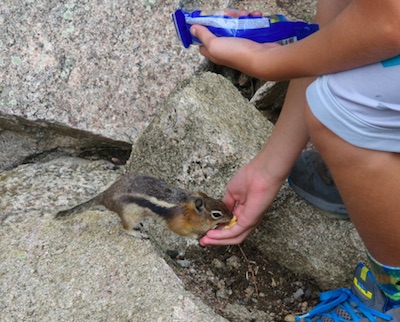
288, 178, 349, 220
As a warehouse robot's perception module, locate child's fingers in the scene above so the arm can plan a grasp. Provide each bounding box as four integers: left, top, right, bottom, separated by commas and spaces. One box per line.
224, 8, 249, 18
249, 10, 263, 17
199, 224, 253, 246
189, 24, 216, 47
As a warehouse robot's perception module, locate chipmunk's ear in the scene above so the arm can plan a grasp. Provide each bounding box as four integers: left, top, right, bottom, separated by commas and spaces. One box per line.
194, 198, 204, 213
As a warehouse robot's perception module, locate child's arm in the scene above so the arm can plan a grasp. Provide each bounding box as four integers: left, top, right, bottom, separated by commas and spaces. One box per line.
190, 0, 400, 81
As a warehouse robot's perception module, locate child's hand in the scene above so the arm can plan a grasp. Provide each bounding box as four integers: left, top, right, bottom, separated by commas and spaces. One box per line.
199, 158, 284, 246
190, 24, 280, 78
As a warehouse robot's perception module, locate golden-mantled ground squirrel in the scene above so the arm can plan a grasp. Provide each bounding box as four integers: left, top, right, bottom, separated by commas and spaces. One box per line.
55, 174, 234, 238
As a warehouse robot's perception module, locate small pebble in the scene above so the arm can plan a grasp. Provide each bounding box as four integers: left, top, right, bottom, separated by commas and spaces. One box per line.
212, 258, 224, 269
226, 255, 241, 269
284, 314, 296, 322
176, 259, 191, 268
293, 288, 304, 300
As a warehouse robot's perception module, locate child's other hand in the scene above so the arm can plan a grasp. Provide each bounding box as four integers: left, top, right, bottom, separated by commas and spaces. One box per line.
190, 24, 267, 67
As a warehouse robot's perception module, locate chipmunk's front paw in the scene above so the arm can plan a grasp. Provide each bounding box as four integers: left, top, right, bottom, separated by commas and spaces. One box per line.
124, 228, 149, 239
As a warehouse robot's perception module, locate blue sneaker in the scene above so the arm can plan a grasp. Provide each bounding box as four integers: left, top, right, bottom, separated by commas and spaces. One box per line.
288, 150, 348, 219
296, 263, 400, 321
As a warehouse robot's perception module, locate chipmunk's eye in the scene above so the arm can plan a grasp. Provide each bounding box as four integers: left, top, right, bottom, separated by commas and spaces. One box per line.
211, 211, 222, 220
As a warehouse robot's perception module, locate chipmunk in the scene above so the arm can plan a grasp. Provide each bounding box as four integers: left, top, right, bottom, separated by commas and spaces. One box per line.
55, 174, 234, 238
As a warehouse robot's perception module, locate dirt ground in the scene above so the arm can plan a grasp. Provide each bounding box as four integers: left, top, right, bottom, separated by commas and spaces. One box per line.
168, 241, 321, 322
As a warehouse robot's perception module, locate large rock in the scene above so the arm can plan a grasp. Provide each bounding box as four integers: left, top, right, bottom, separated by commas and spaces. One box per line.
127, 72, 366, 289
0, 0, 229, 172
0, 157, 226, 322
127, 72, 272, 195
0, 115, 132, 171
0, 0, 310, 144
1, 0, 205, 143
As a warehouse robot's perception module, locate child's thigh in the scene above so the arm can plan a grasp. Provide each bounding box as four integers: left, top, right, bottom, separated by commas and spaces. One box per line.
306, 56, 400, 153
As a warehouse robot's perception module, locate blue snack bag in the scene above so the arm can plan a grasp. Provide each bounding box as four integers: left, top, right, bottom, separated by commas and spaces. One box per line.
172, 9, 319, 48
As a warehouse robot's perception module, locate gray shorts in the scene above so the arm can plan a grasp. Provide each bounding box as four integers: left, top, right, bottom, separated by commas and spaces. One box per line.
306, 55, 400, 152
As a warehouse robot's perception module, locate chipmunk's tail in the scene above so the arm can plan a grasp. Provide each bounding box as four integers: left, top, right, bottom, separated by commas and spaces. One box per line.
54, 197, 98, 219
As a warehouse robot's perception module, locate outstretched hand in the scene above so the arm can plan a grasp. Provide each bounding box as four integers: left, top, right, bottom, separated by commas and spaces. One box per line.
199, 158, 284, 246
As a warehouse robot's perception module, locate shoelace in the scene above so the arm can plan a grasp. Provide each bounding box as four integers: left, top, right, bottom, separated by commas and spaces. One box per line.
296, 288, 393, 322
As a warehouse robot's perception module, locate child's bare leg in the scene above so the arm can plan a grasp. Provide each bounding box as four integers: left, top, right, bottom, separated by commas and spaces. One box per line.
305, 104, 400, 266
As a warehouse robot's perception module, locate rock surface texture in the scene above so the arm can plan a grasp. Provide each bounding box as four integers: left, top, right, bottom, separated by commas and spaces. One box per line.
1, 0, 201, 142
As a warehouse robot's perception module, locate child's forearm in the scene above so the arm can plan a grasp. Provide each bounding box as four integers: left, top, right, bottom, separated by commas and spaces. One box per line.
252, 78, 312, 183
244, 0, 400, 80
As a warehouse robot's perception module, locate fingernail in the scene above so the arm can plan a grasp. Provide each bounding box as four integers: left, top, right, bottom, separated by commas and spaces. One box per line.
190, 25, 197, 36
